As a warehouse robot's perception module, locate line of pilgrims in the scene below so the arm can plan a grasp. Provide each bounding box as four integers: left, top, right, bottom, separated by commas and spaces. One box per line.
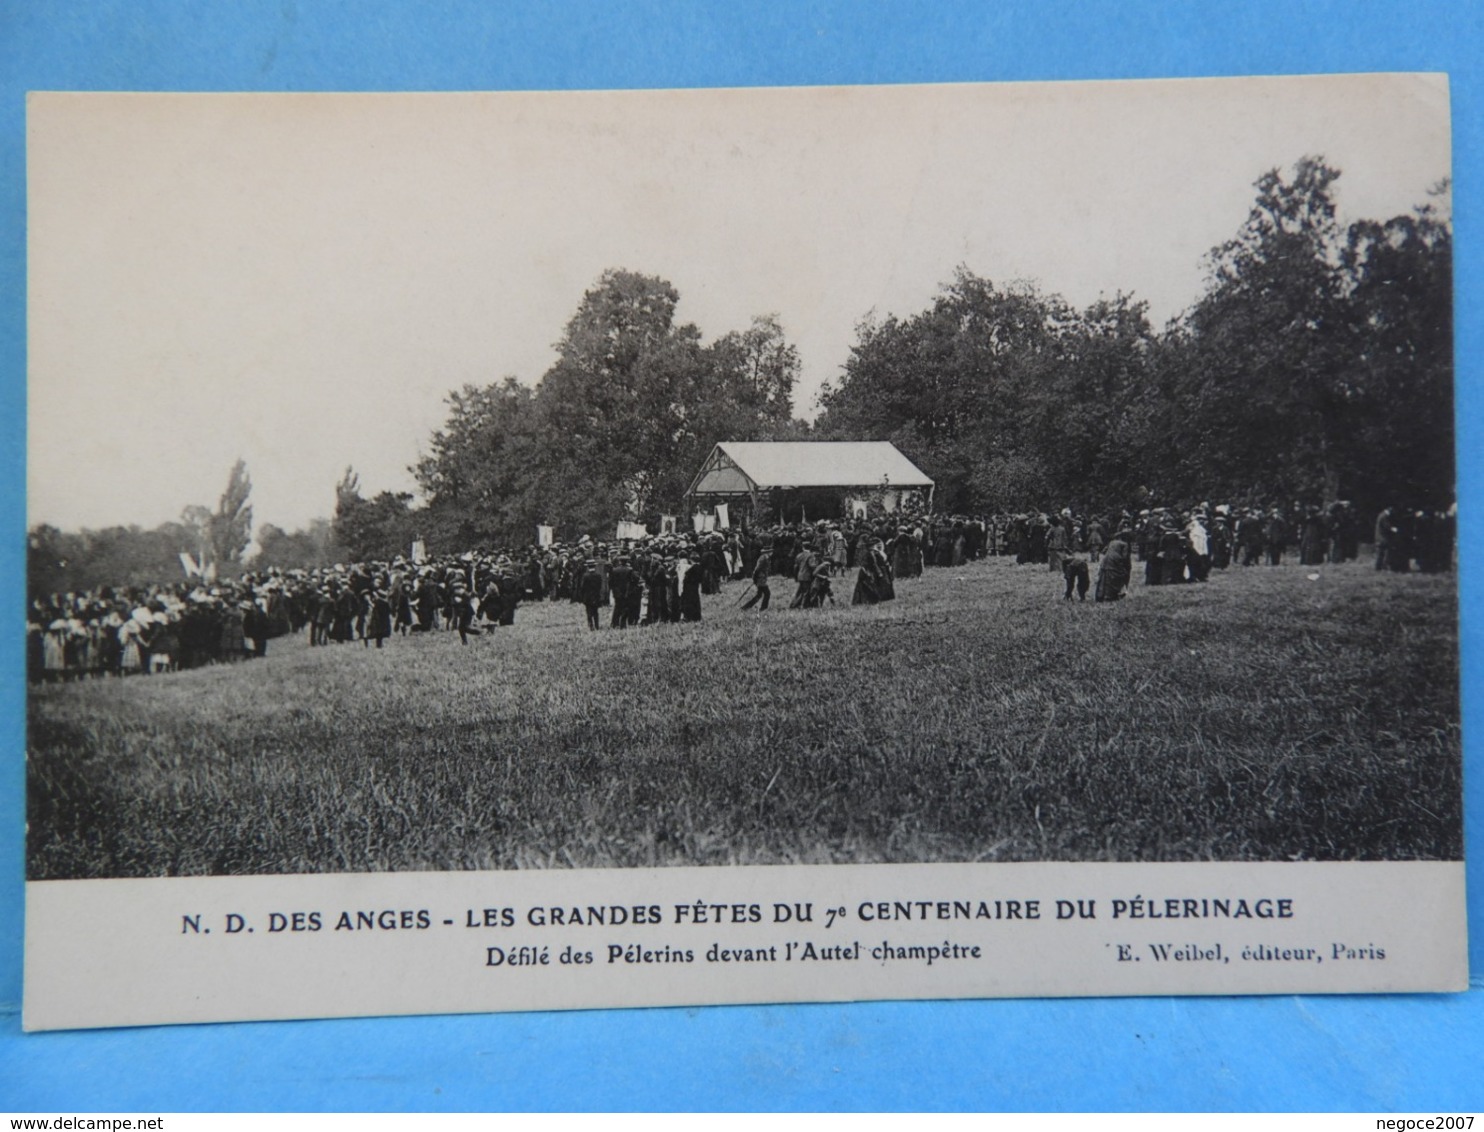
29, 500, 1451, 682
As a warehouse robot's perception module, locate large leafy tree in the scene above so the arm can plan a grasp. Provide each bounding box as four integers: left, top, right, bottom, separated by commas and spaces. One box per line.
705, 313, 800, 433
1176, 158, 1452, 513
333, 467, 417, 561
414, 378, 542, 548
817, 158, 1451, 518
818, 270, 1150, 512
1338, 185, 1453, 509
1177, 158, 1357, 504
533, 271, 705, 531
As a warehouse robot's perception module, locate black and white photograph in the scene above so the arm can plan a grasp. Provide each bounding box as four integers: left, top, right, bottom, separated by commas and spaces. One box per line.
21, 76, 1466, 1026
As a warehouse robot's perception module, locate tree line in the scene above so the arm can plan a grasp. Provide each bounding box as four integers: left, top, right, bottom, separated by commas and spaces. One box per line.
30, 156, 1453, 588
334, 267, 805, 557
26, 458, 290, 596
816, 157, 1452, 518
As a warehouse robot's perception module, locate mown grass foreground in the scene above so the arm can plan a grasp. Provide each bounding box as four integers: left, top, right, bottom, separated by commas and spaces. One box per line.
27, 558, 1462, 878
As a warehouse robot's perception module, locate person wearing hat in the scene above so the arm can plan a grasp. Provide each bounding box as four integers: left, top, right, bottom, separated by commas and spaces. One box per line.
1208, 511, 1232, 570
243, 594, 269, 659
309, 585, 334, 646
609, 555, 638, 628
1046, 515, 1071, 574
1061, 548, 1091, 601
699, 537, 726, 595
740, 538, 773, 611
42, 616, 70, 682
578, 558, 605, 630
1264, 507, 1289, 567
333, 580, 360, 642
218, 598, 247, 662
679, 551, 704, 622
852, 536, 893, 606
1085, 515, 1107, 563
1185, 510, 1211, 582
805, 548, 837, 608
1299, 504, 1328, 567
789, 540, 817, 609
449, 577, 479, 645
364, 576, 392, 649
149, 612, 180, 674
643, 554, 671, 625
1158, 518, 1188, 585
118, 615, 148, 676
826, 525, 847, 576
1095, 530, 1134, 602
413, 569, 440, 632
1234, 508, 1262, 567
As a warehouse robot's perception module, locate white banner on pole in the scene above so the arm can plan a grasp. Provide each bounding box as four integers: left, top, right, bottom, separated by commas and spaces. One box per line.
411, 539, 427, 563
616, 521, 648, 541
714, 502, 730, 529
536, 525, 554, 547
178, 552, 200, 578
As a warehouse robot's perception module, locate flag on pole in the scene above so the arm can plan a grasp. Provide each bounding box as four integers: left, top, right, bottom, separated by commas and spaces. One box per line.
178, 552, 200, 578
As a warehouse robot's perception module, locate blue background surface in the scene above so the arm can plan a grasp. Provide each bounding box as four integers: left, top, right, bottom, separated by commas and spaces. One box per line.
1, 1, 1479, 1111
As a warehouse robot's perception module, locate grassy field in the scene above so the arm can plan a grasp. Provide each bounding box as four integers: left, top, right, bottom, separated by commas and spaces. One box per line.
27, 557, 1462, 878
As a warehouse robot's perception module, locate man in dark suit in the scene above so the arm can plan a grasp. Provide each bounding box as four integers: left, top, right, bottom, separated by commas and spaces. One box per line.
741, 540, 772, 611
579, 558, 604, 630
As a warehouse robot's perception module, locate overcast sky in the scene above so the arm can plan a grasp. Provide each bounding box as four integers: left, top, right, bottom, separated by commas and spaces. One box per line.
28, 75, 1450, 537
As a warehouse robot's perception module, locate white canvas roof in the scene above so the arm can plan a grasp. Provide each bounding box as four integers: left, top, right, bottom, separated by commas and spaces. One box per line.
686, 441, 934, 496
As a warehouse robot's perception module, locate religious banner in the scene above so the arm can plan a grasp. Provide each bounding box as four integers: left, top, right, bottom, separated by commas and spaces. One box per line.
410, 538, 427, 563
615, 521, 648, 541
660, 515, 677, 535
536, 525, 554, 547
714, 502, 729, 529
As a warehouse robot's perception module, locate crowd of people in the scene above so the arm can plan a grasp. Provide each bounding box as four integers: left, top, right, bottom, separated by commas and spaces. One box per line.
28, 499, 1453, 683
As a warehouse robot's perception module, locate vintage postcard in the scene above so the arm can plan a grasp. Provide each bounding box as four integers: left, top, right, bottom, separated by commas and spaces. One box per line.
23, 76, 1465, 1030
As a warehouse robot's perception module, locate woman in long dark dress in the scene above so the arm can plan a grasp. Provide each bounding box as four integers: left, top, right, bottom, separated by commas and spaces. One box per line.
679, 558, 704, 621
852, 539, 895, 605
364, 578, 392, 648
